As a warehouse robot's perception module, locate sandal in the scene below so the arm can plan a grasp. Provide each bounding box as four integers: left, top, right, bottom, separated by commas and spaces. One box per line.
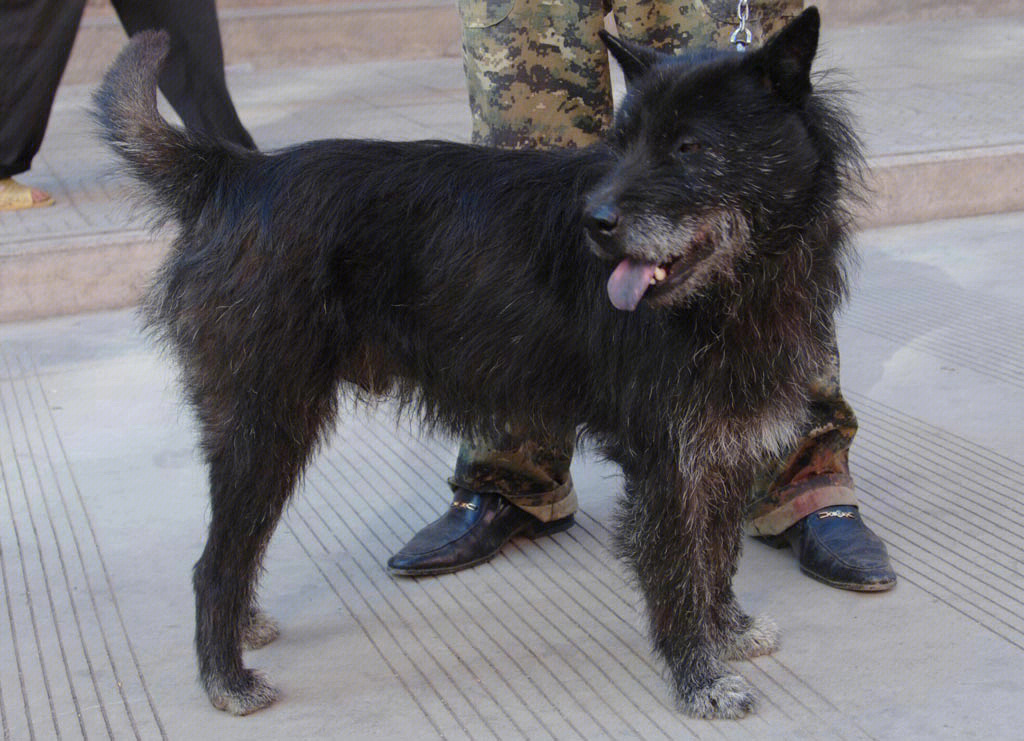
0, 177, 55, 211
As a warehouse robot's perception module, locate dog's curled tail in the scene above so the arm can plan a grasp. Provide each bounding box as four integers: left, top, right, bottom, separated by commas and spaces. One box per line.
93, 31, 219, 221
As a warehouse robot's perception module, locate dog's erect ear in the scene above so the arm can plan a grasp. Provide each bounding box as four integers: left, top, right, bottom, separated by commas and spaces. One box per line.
745, 6, 820, 105
599, 30, 662, 85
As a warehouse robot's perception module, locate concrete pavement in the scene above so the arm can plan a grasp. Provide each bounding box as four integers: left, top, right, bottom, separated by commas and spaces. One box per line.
2, 212, 1024, 739
1, 4, 1023, 739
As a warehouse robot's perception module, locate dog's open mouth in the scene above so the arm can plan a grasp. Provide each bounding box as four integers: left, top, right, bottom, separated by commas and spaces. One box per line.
606, 226, 714, 311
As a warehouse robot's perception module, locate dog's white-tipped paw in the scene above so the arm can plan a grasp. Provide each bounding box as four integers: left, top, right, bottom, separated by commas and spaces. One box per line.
241, 610, 280, 650
682, 674, 758, 719
208, 670, 280, 715
721, 614, 780, 660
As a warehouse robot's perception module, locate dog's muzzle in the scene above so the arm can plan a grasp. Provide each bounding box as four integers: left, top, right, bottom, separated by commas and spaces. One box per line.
584, 200, 657, 312
584, 200, 655, 312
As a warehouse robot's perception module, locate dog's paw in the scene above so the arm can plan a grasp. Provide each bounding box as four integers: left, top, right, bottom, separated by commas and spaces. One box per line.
207, 669, 280, 715
680, 673, 758, 719
242, 610, 280, 650
720, 614, 780, 661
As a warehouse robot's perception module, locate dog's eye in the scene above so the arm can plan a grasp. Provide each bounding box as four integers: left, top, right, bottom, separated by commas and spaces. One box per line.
678, 138, 702, 155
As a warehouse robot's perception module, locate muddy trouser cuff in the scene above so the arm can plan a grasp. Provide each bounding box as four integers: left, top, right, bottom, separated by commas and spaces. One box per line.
744, 473, 859, 537
448, 436, 579, 523
510, 481, 578, 522
448, 472, 578, 523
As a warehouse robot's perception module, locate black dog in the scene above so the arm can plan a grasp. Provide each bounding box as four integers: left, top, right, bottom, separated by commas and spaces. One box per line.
95, 7, 861, 719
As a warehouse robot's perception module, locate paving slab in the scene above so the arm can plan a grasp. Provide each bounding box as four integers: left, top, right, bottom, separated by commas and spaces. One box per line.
1, 211, 1023, 739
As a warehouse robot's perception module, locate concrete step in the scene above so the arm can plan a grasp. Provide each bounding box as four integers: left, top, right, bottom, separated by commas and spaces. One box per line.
2, 14, 1022, 322
870, 147, 1024, 231
816, 0, 1023, 25
64, 0, 1023, 85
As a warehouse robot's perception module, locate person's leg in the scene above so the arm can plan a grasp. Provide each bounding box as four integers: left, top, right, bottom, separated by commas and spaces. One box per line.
611, 0, 801, 51
0, 0, 85, 209
461, 0, 613, 149
387, 431, 577, 576
450, 433, 578, 521
746, 343, 861, 537
747, 339, 896, 590
110, 0, 255, 149
388, 0, 611, 577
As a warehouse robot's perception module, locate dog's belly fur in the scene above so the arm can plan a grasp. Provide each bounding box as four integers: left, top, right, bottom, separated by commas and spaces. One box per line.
96, 8, 861, 720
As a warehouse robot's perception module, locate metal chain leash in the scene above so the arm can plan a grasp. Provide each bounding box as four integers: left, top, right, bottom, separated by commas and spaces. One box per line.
730, 0, 751, 52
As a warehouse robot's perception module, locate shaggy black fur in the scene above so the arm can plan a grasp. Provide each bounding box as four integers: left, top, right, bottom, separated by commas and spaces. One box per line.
94, 7, 862, 719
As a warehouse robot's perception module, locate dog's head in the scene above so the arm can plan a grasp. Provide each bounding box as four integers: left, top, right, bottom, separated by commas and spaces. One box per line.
585, 7, 825, 311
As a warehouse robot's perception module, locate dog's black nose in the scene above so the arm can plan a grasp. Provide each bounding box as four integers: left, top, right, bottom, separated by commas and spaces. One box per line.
585, 203, 620, 235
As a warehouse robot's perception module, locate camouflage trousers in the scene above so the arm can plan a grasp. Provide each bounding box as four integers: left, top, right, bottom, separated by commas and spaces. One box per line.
452, 0, 859, 535
460, 0, 802, 149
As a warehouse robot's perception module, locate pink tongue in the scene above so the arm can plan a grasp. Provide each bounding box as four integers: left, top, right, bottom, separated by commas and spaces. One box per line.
607, 258, 657, 311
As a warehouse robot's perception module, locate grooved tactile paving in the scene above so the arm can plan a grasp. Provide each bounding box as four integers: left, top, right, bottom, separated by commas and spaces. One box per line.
1, 346, 166, 740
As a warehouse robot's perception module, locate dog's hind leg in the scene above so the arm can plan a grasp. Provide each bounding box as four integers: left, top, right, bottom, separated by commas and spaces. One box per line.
616, 465, 759, 719
188, 348, 341, 715
192, 452, 287, 715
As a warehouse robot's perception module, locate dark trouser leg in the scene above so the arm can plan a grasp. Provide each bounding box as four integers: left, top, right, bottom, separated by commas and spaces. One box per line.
0, 0, 86, 178
109, 0, 256, 149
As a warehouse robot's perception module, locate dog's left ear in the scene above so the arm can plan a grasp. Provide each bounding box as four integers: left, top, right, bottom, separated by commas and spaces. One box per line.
599, 30, 662, 85
744, 6, 820, 106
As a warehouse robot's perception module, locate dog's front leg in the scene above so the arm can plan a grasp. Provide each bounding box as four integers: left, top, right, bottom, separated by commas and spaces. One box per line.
617, 463, 764, 719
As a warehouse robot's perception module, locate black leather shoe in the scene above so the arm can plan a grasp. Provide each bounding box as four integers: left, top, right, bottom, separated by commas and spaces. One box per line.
766, 506, 896, 592
387, 489, 574, 577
